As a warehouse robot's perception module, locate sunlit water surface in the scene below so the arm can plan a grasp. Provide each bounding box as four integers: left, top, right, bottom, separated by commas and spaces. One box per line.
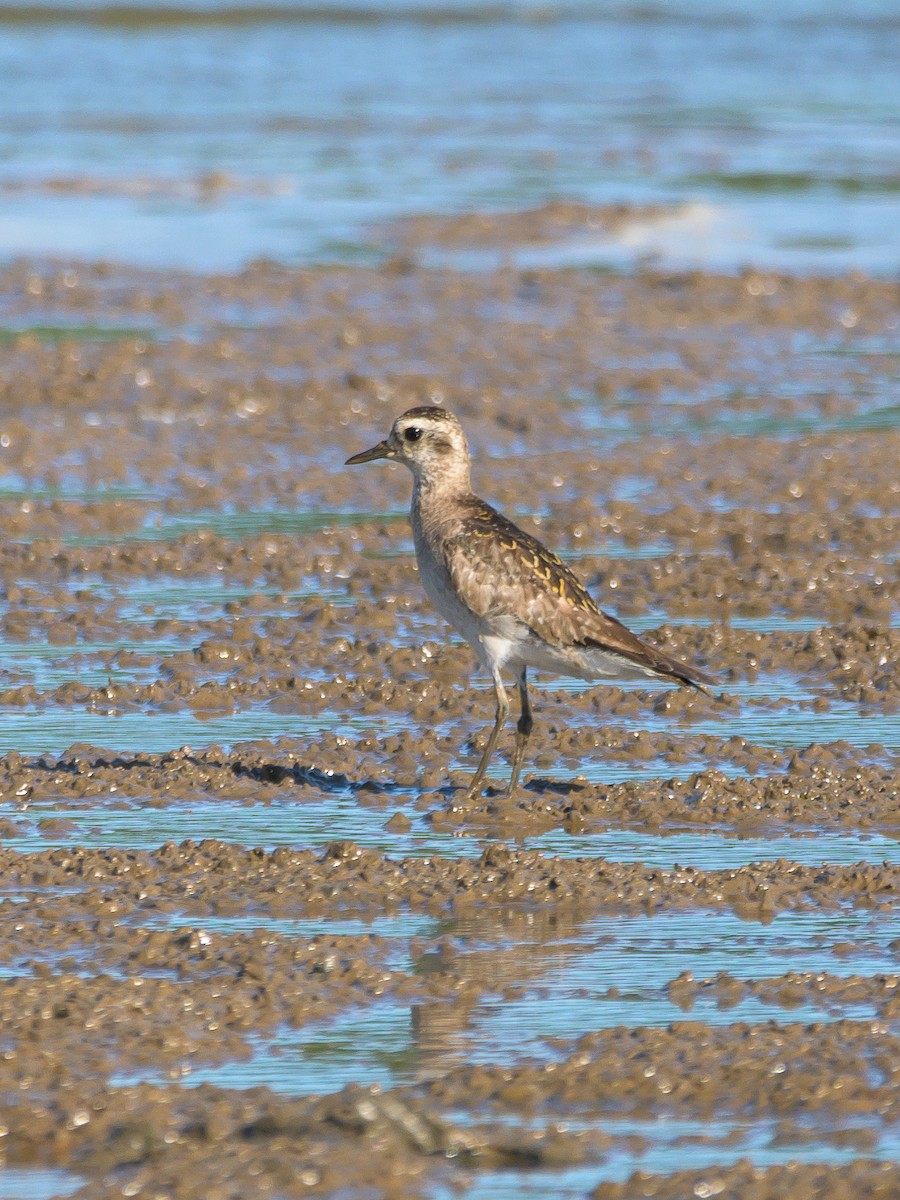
0, 0, 898, 271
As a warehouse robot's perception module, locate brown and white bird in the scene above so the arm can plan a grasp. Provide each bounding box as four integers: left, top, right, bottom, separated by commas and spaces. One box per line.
346, 406, 713, 797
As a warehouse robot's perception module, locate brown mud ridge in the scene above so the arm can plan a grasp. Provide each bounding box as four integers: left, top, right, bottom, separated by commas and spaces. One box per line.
0, 743, 898, 838
1, 841, 897, 921
591, 1160, 900, 1200
424, 1019, 900, 1119
384, 199, 681, 251
0, 256, 897, 1196
0, 171, 286, 202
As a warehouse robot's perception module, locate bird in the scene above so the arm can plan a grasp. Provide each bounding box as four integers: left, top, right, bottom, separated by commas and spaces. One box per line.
346, 406, 713, 797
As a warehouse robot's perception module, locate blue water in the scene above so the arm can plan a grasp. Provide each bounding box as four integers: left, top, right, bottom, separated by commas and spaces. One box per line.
0, 0, 897, 271
6, 788, 900, 866
110, 905, 899, 1096
0, 1168, 84, 1199
433, 1126, 900, 1199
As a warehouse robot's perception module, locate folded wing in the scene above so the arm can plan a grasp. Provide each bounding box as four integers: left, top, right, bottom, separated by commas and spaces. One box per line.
444, 500, 713, 690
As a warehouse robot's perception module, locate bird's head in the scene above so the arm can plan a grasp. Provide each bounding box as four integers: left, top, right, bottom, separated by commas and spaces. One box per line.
346, 406, 470, 489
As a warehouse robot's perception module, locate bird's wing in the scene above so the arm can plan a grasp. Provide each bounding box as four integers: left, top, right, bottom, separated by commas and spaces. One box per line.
443, 500, 712, 689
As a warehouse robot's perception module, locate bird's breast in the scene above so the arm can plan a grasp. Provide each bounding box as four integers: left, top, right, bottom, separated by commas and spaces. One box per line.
414, 524, 470, 623
411, 514, 500, 662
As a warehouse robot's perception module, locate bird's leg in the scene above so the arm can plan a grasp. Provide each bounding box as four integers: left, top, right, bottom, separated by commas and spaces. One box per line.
506, 666, 533, 796
466, 667, 509, 798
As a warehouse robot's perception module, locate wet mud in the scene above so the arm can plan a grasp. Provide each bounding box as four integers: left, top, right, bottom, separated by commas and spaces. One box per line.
0, 254, 897, 1197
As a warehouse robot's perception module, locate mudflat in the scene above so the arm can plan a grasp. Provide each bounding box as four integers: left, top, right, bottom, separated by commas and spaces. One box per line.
0, 254, 896, 1198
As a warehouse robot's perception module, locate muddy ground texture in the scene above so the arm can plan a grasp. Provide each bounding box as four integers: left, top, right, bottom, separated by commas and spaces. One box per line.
0, 234, 897, 1198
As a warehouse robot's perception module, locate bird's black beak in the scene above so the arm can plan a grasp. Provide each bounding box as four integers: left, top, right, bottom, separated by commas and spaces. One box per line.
345, 438, 393, 465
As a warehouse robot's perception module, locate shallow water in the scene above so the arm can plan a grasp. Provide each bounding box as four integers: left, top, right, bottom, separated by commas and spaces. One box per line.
0, 1167, 85, 1199
1, 578, 896, 770
136, 905, 895, 985
59, 506, 406, 546
116, 995, 880, 1095
1, 1, 898, 272
432, 1126, 900, 1199
6, 792, 900, 868
0, 637, 188, 691
111, 907, 898, 1097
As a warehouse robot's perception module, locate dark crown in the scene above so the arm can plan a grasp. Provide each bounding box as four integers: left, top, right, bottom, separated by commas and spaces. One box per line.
399, 405, 456, 423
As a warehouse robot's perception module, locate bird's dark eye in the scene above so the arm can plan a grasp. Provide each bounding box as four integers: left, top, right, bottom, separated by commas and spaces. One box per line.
404, 427, 423, 442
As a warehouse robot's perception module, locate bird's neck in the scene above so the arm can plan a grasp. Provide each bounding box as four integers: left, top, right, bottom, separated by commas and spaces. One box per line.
412, 464, 473, 532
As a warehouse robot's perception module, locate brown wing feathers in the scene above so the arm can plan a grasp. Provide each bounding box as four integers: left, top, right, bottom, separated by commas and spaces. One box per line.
448, 500, 713, 692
